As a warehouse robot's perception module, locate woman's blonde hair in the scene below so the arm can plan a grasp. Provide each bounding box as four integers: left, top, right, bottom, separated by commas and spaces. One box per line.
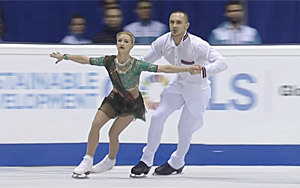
116, 31, 135, 45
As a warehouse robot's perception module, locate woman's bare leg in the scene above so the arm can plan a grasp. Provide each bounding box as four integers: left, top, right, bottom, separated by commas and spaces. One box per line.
86, 110, 110, 156
108, 115, 134, 159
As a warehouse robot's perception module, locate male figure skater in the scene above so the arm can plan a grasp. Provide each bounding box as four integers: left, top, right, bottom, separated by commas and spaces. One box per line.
131, 10, 227, 177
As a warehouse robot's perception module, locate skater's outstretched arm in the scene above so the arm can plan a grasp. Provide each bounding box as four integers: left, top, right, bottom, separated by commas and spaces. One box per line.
50, 52, 90, 64
157, 64, 201, 75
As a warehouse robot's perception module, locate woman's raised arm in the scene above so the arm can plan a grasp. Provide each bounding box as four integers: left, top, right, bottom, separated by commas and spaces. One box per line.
50, 52, 90, 64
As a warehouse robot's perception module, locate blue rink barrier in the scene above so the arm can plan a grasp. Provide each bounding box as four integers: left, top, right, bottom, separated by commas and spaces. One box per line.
0, 143, 299, 166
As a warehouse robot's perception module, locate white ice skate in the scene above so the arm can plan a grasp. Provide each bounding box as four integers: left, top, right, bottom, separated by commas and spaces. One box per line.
72, 155, 93, 179
92, 154, 116, 173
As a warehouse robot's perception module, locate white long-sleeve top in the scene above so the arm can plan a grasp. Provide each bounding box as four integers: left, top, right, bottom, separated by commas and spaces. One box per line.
141, 32, 228, 117
142, 32, 227, 87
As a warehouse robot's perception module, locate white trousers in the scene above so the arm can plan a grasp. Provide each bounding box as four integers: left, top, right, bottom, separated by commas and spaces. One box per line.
141, 86, 210, 169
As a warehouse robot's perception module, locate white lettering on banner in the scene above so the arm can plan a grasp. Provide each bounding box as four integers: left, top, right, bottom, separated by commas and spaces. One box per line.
0, 72, 99, 90
0, 72, 101, 109
0, 93, 99, 109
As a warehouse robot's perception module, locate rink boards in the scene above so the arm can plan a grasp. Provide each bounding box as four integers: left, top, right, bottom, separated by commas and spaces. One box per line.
0, 44, 299, 166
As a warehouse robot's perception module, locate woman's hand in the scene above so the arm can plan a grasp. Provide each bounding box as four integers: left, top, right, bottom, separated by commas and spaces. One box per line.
189, 64, 202, 75
50, 52, 64, 64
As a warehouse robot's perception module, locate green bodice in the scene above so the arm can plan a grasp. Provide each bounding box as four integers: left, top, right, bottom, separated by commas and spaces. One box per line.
89, 55, 158, 90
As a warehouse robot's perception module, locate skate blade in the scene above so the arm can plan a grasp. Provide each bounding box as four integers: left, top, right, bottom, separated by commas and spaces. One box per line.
152, 172, 183, 176
129, 173, 147, 178
72, 172, 90, 179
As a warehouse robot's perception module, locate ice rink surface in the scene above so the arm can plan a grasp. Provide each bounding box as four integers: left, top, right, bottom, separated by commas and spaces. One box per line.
1, 166, 300, 188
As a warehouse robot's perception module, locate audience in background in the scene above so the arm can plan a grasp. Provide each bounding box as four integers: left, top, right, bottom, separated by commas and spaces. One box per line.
0, 10, 6, 42
60, 14, 92, 44
0, 1, 267, 44
123, 0, 167, 44
209, 0, 261, 45
93, 7, 123, 44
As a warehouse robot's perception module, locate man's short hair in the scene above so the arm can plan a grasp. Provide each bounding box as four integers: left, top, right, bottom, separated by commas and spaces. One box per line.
138, 0, 151, 4
171, 10, 189, 23
71, 13, 85, 20
226, 1, 243, 8
137, 0, 152, 8
103, 0, 120, 9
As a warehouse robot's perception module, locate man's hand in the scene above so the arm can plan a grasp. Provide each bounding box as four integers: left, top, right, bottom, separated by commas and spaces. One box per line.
189, 64, 202, 75
49, 52, 64, 64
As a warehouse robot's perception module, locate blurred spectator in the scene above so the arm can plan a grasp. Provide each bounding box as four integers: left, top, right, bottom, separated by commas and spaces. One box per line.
123, 0, 167, 44
102, 0, 120, 10
93, 7, 123, 44
209, 1, 261, 45
0, 10, 6, 42
60, 14, 92, 44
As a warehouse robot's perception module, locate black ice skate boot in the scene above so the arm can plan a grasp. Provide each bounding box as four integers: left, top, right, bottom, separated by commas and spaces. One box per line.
130, 161, 151, 178
153, 162, 184, 175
